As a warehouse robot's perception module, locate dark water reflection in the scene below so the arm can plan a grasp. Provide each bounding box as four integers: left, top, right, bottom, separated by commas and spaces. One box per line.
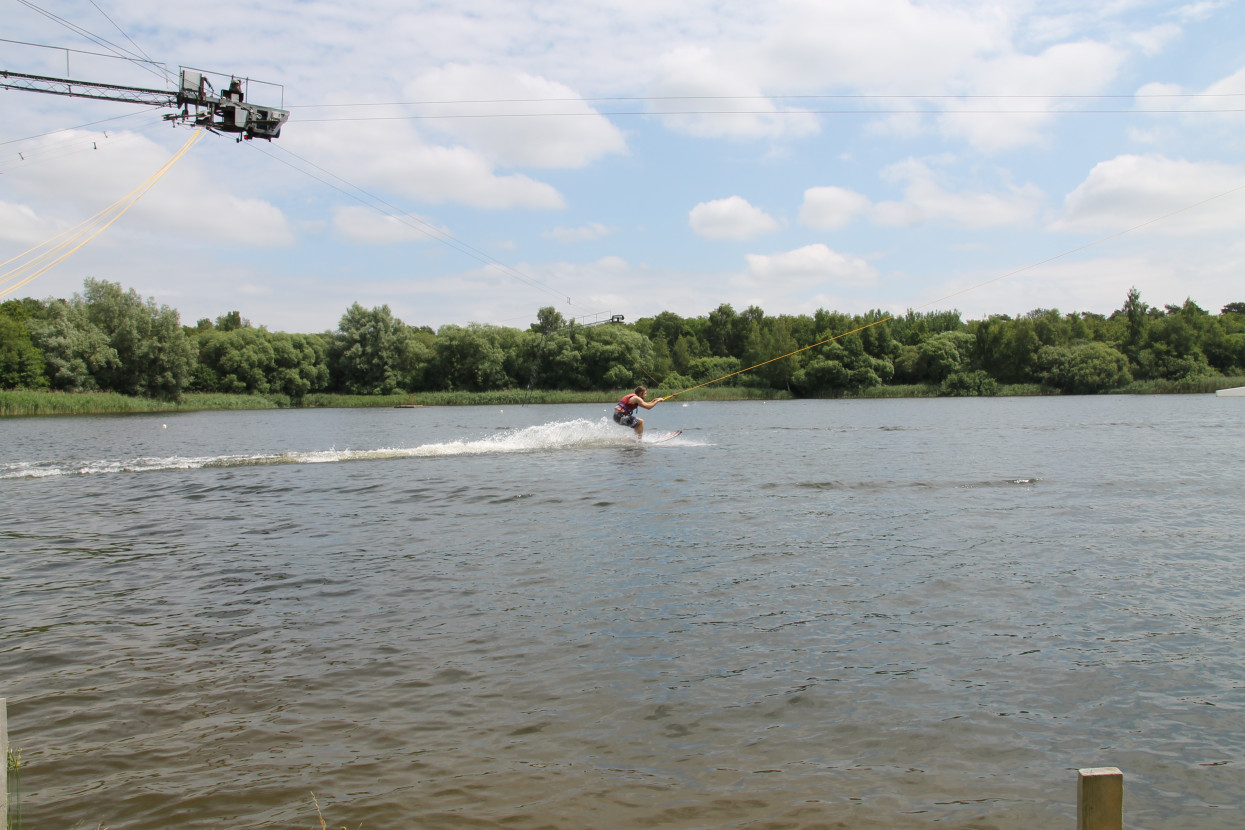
2, 396, 1244, 828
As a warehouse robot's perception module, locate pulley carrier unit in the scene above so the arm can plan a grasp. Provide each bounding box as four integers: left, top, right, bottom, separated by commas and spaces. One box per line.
1, 66, 289, 141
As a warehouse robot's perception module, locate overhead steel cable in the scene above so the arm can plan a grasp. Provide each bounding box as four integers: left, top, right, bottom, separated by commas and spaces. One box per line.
288, 91, 1245, 107
85, 0, 167, 83
283, 90, 1245, 121
0, 110, 162, 150
289, 107, 1245, 123
12, 0, 167, 83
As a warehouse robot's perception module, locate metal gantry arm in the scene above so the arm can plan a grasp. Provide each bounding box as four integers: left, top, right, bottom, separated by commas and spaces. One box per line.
0, 68, 176, 106
1, 67, 289, 140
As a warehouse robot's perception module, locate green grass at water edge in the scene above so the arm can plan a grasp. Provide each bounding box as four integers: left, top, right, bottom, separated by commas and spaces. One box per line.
7, 745, 21, 830
1117, 375, 1245, 395
7, 377, 1240, 417
301, 390, 616, 407
857, 384, 940, 399
0, 390, 281, 416
822, 384, 1046, 398
3, 388, 781, 415
301, 387, 790, 407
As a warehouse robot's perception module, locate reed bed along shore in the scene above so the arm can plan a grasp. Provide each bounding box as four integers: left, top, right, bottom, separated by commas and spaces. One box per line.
0, 390, 281, 417
2, 376, 1242, 417
0, 386, 779, 416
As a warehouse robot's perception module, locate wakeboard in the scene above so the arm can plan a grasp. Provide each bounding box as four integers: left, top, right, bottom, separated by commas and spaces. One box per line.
647, 430, 682, 443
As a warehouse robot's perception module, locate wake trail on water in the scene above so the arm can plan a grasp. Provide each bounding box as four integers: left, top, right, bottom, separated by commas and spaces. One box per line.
1, 418, 697, 479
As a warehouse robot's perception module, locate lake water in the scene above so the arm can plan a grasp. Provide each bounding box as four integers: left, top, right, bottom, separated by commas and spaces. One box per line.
2, 395, 1243, 829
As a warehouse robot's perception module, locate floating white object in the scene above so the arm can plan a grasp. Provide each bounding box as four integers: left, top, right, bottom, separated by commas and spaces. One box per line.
1215, 386, 1245, 397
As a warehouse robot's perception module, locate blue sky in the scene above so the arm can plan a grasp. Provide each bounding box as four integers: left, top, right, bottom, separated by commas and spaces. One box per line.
3, 0, 1244, 333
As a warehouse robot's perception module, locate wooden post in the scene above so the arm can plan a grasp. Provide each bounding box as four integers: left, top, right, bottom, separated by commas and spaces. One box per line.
1078, 767, 1123, 830
1, 697, 8, 828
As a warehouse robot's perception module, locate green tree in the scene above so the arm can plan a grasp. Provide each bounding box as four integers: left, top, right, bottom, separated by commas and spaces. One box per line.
1037, 342, 1132, 393
892, 308, 964, 345
579, 324, 652, 389
687, 355, 742, 385
193, 327, 276, 394
705, 303, 739, 357
521, 328, 585, 390
1134, 299, 1213, 380
913, 331, 974, 383
530, 306, 566, 333
856, 311, 898, 360
77, 279, 194, 399
28, 298, 119, 392
332, 303, 424, 394
271, 332, 332, 399
969, 317, 1040, 384
742, 316, 800, 389
215, 310, 249, 331
1205, 332, 1245, 374
791, 336, 889, 395
1119, 286, 1149, 364
940, 370, 998, 396
670, 335, 694, 375
0, 302, 48, 388
644, 311, 691, 346
649, 335, 673, 381
430, 323, 513, 391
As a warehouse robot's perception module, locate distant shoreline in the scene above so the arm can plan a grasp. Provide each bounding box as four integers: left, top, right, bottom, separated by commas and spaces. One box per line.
3, 377, 1241, 417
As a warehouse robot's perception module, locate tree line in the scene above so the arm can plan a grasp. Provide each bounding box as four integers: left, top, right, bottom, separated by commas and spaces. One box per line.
2, 278, 1243, 401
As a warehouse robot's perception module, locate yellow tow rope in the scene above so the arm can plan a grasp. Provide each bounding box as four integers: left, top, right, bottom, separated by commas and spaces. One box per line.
0, 129, 204, 299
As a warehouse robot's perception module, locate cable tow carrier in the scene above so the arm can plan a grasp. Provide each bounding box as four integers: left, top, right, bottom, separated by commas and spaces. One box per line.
1, 66, 289, 140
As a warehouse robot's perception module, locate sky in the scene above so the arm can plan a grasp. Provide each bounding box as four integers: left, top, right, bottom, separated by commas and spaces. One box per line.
2, 0, 1244, 334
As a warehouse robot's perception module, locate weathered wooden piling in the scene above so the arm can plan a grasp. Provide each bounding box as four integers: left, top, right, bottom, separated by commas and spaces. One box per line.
1, 697, 8, 826
1078, 767, 1123, 830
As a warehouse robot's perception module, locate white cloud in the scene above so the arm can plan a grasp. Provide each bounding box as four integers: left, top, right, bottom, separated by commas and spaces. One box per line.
0, 201, 61, 245
333, 205, 447, 245
799, 186, 872, 230
1202, 66, 1245, 96
3, 129, 295, 247
689, 196, 780, 240
874, 158, 1044, 229
543, 222, 615, 243
745, 244, 877, 288
1130, 23, 1182, 56
761, 0, 999, 93
648, 45, 820, 140
1053, 154, 1245, 235
1176, 2, 1230, 23
290, 120, 566, 210
937, 40, 1125, 152
404, 64, 627, 168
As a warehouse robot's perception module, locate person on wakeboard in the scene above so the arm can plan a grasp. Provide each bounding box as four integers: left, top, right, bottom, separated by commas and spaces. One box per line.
613, 385, 664, 437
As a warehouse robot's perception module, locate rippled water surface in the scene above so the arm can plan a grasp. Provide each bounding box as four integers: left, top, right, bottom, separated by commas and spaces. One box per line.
2, 396, 1244, 829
